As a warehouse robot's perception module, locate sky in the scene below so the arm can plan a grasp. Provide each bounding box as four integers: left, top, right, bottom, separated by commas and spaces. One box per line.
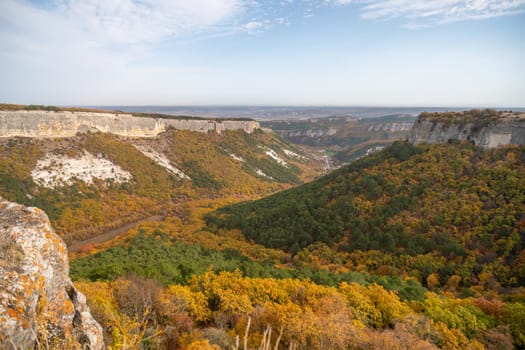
0, 0, 524, 107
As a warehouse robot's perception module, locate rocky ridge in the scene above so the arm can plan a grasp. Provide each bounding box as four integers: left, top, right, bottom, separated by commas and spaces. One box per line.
0, 197, 104, 349
408, 110, 525, 148
276, 128, 338, 138
0, 110, 260, 138
367, 121, 413, 132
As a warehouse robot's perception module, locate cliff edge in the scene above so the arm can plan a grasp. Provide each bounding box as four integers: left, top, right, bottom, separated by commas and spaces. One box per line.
0, 110, 260, 138
0, 197, 104, 349
408, 109, 525, 148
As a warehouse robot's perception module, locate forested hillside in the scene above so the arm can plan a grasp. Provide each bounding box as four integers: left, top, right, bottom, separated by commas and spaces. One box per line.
0, 129, 319, 243
66, 141, 525, 349
71, 225, 525, 349
206, 142, 525, 291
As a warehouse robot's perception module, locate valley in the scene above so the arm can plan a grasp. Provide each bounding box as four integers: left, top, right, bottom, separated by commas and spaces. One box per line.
0, 106, 322, 246
67, 214, 165, 253
1, 107, 525, 349
261, 114, 416, 165
2, 2, 524, 348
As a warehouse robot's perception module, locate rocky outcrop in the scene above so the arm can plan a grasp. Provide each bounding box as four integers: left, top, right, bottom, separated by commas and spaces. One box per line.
0, 198, 104, 349
276, 128, 338, 138
0, 110, 260, 138
408, 111, 525, 148
367, 122, 413, 132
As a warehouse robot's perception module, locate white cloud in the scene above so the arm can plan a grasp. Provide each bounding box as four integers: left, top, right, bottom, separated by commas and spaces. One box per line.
0, 0, 256, 104
0, 0, 523, 106
244, 21, 265, 31
334, 0, 525, 27
0, 0, 219, 104
55, 0, 245, 44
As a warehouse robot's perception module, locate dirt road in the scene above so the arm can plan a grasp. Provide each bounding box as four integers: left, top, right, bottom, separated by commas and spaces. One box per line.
67, 215, 165, 253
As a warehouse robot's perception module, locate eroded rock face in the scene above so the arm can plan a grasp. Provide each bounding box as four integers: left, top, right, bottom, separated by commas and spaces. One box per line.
0, 198, 104, 349
408, 112, 525, 148
367, 122, 413, 132
0, 110, 260, 138
31, 151, 133, 189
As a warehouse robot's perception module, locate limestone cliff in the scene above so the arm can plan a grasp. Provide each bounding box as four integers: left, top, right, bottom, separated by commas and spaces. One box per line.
276, 127, 338, 138
0, 110, 260, 138
0, 198, 104, 349
408, 110, 525, 148
367, 121, 413, 132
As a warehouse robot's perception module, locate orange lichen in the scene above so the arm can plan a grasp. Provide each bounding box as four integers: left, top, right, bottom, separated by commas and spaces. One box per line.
7, 308, 18, 319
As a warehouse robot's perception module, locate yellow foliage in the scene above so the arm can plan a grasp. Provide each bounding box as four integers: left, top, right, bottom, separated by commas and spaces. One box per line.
339, 282, 409, 328
162, 285, 211, 322
76, 280, 163, 349
186, 339, 220, 350
76, 271, 509, 350
427, 273, 441, 289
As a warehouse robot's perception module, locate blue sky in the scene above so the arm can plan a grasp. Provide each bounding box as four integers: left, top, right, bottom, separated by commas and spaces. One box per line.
0, 0, 524, 107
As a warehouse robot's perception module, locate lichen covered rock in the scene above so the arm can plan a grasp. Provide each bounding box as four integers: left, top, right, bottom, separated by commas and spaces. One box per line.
0, 197, 104, 349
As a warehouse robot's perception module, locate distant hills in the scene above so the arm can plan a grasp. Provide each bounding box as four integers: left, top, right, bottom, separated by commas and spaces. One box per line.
84, 105, 479, 120
262, 114, 416, 163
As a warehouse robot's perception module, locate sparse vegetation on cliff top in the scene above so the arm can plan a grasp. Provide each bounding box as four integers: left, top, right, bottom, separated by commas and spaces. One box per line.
417, 109, 524, 127
0, 103, 255, 121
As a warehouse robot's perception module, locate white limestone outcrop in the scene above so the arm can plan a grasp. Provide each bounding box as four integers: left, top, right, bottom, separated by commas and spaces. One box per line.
367, 122, 413, 132
408, 112, 525, 148
31, 151, 133, 188
0, 110, 260, 138
132, 144, 190, 179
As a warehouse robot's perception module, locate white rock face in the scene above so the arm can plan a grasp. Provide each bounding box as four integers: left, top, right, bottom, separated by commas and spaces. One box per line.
255, 168, 274, 180
408, 113, 525, 148
283, 149, 306, 160
487, 132, 512, 147
264, 148, 288, 167
0, 110, 260, 138
228, 152, 245, 162
364, 145, 385, 156
31, 151, 133, 188
132, 144, 190, 179
0, 198, 104, 349
367, 122, 413, 132
279, 128, 337, 138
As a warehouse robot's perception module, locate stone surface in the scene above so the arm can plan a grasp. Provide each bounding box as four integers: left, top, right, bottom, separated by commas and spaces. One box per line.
132, 143, 190, 179
0, 110, 260, 138
264, 148, 288, 167
408, 112, 525, 148
31, 151, 133, 188
0, 198, 104, 349
277, 127, 338, 138
367, 122, 413, 132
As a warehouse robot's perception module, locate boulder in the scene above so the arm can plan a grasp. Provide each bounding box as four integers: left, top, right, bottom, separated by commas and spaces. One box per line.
0, 197, 104, 349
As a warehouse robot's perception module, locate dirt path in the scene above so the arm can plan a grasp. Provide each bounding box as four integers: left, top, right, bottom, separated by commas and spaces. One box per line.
67, 215, 165, 253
